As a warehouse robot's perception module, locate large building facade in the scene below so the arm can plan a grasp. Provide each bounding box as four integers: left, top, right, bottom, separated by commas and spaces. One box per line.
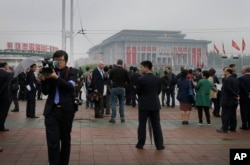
87, 30, 211, 71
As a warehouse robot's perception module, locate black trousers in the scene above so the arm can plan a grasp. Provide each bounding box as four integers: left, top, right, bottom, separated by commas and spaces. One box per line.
166, 88, 175, 106
26, 90, 36, 117
36, 84, 42, 99
239, 98, 250, 129
45, 107, 75, 165
137, 110, 164, 149
161, 89, 168, 106
94, 96, 104, 117
18, 85, 26, 100
0, 97, 11, 130
197, 106, 211, 124
11, 90, 19, 110
221, 104, 238, 131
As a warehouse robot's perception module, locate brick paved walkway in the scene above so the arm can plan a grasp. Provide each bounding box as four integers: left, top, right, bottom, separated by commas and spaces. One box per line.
0, 99, 250, 165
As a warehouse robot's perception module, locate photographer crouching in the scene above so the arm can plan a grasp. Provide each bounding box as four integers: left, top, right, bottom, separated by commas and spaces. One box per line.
40, 50, 77, 165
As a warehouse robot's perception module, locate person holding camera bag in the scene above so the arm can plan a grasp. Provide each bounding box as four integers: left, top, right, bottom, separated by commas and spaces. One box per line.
40, 50, 77, 165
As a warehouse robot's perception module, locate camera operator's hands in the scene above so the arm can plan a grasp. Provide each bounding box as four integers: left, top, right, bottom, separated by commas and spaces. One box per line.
42, 70, 59, 80
49, 70, 59, 79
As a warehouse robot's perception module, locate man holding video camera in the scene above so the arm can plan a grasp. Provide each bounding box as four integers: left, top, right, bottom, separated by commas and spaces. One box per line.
41, 50, 77, 165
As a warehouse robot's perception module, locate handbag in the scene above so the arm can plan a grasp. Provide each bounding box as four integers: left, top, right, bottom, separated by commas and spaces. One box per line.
188, 81, 195, 103
87, 91, 101, 102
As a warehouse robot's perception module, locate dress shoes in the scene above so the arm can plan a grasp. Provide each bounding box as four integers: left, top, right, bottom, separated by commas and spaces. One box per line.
11, 109, 19, 112
216, 129, 227, 133
157, 146, 165, 150
0, 147, 3, 152
29, 116, 40, 118
95, 114, 104, 118
135, 144, 143, 149
0, 128, 9, 132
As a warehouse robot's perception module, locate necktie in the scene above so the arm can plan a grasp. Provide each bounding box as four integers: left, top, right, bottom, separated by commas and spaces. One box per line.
54, 71, 60, 104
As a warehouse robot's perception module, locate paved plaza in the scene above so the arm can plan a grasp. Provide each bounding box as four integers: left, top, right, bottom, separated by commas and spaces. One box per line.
0, 99, 250, 165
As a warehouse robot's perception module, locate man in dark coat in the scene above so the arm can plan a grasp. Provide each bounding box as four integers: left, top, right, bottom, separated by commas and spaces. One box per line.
91, 61, 105, 118
0, 62, 12, 131
18, 71, 27, 101
136, 61, 165, 150
130, 66, 141, 107
10, 74, 20, 112
41, 50, 77, 165
238, 66, 250, 130
26, 63, 38, 118
217, 67, 239, 133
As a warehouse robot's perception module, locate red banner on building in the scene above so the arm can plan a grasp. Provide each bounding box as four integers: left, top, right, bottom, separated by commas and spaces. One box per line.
15, 43, 21, 50
29, 43, 34, 51
192, 48, 196, 65
126, 47, 132, 64
132, 47, 136, 64
35, 44, 41, 51
197, 48, 201, 66
7, 42, 13, 49
22, 43, 28, 50
126, 46, 137, 65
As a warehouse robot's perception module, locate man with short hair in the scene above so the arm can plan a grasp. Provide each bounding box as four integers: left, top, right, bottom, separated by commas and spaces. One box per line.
136, 61, 164, 150
165, 66, 176, 107
109, 59, 130, 123
41, 50, 77, 165
217, 67, 239, 133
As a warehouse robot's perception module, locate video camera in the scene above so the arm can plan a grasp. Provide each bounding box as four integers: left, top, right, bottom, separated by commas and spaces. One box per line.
40, 58, 58, 75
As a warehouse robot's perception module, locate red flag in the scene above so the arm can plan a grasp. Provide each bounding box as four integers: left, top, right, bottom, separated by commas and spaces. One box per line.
214, 44, 219, 54
222, 43, 226, 54
242, 38, 246, 52
232, 40, 240, 51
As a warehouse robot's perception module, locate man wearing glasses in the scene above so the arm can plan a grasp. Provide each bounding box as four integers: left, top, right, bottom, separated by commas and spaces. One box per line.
41, 50, 77, 165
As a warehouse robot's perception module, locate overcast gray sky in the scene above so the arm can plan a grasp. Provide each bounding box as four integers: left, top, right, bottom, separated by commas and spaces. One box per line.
1, 0, 250, 60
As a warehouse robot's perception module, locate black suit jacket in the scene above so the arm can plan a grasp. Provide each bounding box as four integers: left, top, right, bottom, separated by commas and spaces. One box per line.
92, 67, 104, 94
220, 75, 239, 107
0, 69, 12, 99
41, 67, 77, 116
238, 74, 250, 100
137, 72, 162, 111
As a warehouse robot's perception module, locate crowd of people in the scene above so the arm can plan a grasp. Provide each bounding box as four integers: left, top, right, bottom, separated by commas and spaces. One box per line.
1, 53, 250, 163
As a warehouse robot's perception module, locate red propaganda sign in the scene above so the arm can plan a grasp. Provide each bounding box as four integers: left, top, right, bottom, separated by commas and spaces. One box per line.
35, 44, 41, 51
126, 46, 137, 65
29, 43, 34, 51
15, 43, 21, 50
41, 45, 47, 52
22, 43, 28, 50
197, 48, 202, 66
192, 48, 196, 65
7, 42, 13, 49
